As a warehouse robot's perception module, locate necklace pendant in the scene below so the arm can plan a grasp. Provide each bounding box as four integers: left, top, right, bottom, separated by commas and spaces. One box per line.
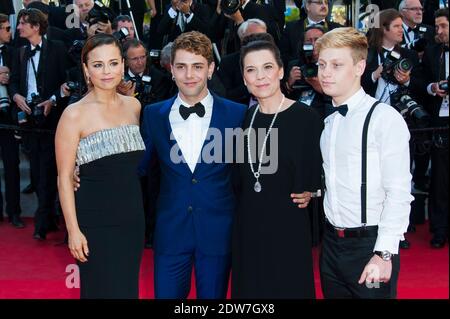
254, 181, 262, 193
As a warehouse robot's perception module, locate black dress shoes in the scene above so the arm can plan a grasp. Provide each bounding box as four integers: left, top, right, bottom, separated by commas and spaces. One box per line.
430, 236, 446, 249
10, 216, 25, 229
33, 231, 46, 241
400, 239, 410, 249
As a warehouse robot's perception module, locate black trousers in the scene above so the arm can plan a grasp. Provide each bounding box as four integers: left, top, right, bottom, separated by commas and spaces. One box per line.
28, 132, 57, 236
320, 224, 400, 299
429, 120, 449, 237
0, 130, 21, 218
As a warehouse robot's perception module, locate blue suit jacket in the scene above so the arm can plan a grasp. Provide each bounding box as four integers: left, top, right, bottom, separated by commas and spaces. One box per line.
140, 94, 247, 256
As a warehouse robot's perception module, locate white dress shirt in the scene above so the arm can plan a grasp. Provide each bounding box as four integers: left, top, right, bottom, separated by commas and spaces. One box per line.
27, 42, 41, 101
402, 22, 416, 45
320, 88, 414, 254
0, 44, 4, 66
168, 6, 194, 32
169, 91, 213, 173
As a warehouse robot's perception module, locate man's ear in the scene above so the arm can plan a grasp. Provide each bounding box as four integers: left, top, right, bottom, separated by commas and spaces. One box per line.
355, 59, 366, 77
208, 61, 215, 79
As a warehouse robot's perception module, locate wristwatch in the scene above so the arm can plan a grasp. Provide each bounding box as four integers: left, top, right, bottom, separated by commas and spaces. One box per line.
374, 250, 393, 261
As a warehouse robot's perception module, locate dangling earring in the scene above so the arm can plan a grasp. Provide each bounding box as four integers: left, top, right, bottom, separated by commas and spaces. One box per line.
86, 76, 90, 85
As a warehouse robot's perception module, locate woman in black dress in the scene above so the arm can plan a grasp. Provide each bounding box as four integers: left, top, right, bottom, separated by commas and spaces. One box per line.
55, 34, 145, 298
232, 40, 323, 298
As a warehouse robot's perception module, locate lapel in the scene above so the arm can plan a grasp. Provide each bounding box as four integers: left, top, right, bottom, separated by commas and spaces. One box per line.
21, 45, 31, 95
36, 38, 47, 89
193, 94, 226, 177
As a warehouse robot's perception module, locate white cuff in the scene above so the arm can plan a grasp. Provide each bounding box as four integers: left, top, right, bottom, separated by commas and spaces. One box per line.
427, 83, 437, 96
373, 234, 403, 255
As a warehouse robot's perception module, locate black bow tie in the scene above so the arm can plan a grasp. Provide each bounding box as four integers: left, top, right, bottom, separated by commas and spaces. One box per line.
179, 102, 206, 120
407, 27, 416, 33
326, 104, 348, 117
29, 45, 41, 58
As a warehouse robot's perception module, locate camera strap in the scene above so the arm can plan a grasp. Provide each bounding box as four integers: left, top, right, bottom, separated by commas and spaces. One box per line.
361, 100, 381, 226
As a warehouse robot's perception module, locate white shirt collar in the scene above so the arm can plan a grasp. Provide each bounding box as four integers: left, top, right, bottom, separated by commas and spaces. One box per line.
402, 22, 415, 32
128, 69, 144, 78
176, 90, 214, 111
308, 17, 325, 25
31, 41, 43, 50
332, 87, 367, 113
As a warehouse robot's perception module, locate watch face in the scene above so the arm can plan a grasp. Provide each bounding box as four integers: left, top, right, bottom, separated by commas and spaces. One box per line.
382, 251, 392, 260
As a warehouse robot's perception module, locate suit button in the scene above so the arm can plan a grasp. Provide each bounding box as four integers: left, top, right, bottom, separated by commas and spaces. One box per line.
188, 206, 193, 212
192, 178, 198, 184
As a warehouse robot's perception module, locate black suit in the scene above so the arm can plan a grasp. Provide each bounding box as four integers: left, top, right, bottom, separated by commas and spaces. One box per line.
9, 38, 71, 238
217, 51, 249, 105
422, 42, 449, 239
280, 18, 342, 66
157, 2, 211, 45
0, 44, 21, 221
0, 0, 14, 15
401, 23, 435, 51
240, 1, 281, 44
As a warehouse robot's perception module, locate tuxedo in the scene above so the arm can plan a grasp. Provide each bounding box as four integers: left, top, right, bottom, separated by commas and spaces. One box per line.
9, 38, 72, 238
401, 23, 435, 52
0, 0, 14, 15
139, 93, 247, 298
280, 18, 342, 66
0, 43, 21, 222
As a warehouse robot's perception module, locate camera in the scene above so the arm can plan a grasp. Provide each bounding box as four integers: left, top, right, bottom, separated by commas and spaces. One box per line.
381, 50, 413, 84
67, 81, 82, 93
391, 88, 430, 128
405, 27, 428, 52
28, 93, 45, 127
0, 84, 10, 114
221, 0, 242, 16
148, 49, 161, 67
299, 43, 318, 79
87, 1, 115, 27
438, 76, 449, 93
124, 74, 153, 104
112, 27, 130, 42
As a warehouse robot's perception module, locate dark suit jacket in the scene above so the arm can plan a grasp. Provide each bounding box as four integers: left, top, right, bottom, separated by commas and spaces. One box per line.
401, 23, 435, 49
9, 38, 72, 129
0, 44, 13, 68
280, 18, 342, 66
362, 46, 423, 100
240, 2, 281, 44
217, 51, 250, 104
421, 42, 449, 121
0, 0, 14, 15
157, 2, 211, 45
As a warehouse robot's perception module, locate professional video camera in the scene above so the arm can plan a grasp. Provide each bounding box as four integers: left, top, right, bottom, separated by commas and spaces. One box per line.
404, 27, 428, 52
17, 93, 45, 127
87, 1, 115, 27
381, 50, 413, 84
390, 87, 430, 128
221, 0, 242, 15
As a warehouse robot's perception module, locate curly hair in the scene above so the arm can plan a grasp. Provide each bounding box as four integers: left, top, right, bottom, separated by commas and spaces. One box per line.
171, 31, 213, 65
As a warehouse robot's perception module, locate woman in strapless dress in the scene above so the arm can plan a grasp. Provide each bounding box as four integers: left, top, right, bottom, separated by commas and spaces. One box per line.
55, 34, 145, 299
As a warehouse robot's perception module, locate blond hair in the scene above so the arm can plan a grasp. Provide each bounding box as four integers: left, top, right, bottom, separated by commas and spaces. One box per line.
315, 27, 368, 63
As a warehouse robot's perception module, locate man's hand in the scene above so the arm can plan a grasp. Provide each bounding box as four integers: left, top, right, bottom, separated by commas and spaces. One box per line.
394, 68, 411, 85
224, 10, 244, 25
372, 65, 383, 81
431, 80, 448, 98
0, 66, 10, 85
61, 83, 71, 97
38, 99, 55, 116
117, 80, 136, 96
290, 191, 312, 209
13, 94, 32, 114
358, 254, 392, 286
288, 66, 302, 88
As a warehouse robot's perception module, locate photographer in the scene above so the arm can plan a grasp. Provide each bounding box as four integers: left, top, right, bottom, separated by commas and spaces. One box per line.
421, 8, 449, 248
117, 39, 171, 115
112, 15, 135, 40
0, 14, 22, 228
284, 24, 327, 120
8, 8, 71, 240
156, 0, 210, 45
216, 18, 267, 105
280, 0, 342, 67
399, 0, 434, 58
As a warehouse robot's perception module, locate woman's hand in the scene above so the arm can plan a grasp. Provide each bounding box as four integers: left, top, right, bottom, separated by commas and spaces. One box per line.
68, 230, 89, 263
291, 191, 312, 208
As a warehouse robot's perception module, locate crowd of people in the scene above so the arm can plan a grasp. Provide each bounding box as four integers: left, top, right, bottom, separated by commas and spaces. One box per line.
0, 0, 448, 299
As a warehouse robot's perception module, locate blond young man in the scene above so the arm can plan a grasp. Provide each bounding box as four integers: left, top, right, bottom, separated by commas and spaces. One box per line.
316, 27, 413, 299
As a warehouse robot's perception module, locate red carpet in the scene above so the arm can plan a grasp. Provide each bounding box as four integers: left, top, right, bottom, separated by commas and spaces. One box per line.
0, 218, 447, 299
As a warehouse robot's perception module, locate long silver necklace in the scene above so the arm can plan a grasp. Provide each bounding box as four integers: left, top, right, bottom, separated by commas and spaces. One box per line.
247, 95, 285, 193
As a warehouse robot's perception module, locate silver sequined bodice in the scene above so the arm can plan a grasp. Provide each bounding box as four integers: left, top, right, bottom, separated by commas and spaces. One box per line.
76, 125, 145, 167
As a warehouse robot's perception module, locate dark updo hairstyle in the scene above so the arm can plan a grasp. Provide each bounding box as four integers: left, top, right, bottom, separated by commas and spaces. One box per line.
239, 39, 283, 74
81, 33, 124, 66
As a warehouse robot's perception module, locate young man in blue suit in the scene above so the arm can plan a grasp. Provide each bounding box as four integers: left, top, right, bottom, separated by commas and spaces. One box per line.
139, 31, 246, 299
